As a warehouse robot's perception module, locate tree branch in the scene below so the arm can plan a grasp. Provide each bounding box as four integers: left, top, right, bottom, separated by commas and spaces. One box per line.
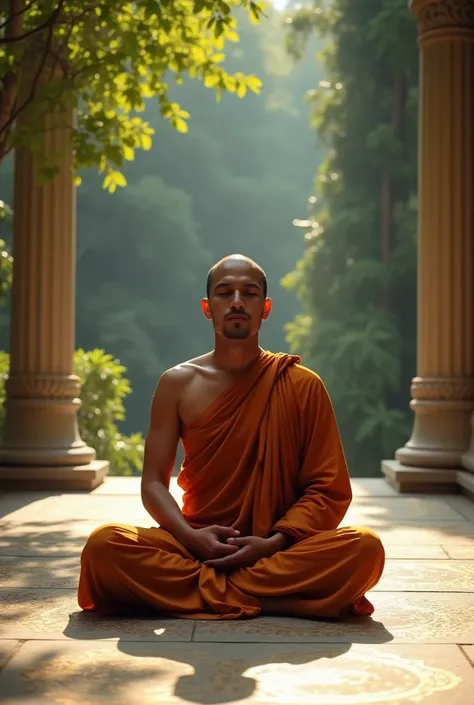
0, 7, 60, 157
0, 0, 66, 44
0, 0, 24, 160
0, 0, 36, 33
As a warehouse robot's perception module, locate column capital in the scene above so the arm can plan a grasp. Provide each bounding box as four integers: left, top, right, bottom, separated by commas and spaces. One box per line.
411, 0, 474, 43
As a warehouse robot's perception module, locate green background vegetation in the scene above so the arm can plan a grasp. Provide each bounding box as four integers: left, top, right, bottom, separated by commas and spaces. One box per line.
0, 0, 418, 477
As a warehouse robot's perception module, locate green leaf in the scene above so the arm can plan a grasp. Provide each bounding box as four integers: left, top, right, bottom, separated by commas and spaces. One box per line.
246, 76, 263, 94
103, 171, 127, 192
0, 0, 263, 181
173, 118, 188, 134
140, 133, 153, 150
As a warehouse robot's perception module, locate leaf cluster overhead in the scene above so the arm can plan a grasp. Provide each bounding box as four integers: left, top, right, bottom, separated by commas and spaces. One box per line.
0, 0, 264, 188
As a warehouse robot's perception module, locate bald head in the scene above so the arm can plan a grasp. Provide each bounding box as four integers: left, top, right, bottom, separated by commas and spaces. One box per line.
206, 254, 268, 299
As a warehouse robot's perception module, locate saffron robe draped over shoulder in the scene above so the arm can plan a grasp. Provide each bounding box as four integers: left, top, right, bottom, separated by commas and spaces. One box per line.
179, 351, 352, 540
78, 351, 385, 619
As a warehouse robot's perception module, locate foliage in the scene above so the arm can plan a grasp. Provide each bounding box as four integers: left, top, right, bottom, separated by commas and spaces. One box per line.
0, 200, 12, 306
70, 6, 322, 434
0, 239, 12, 305
283, 0, 419, 474
0, 0, 264, 189
74, 348, 145, 475
0, 4, 323, 436
0, 349, 7, 430
0, 348, 144, 475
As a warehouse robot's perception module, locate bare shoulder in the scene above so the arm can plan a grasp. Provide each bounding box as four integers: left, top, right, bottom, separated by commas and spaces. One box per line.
156, 352, 213, 396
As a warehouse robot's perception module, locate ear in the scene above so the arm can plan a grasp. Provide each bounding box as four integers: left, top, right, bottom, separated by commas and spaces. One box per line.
201, 298, 212, 320
262, 298, 272, 320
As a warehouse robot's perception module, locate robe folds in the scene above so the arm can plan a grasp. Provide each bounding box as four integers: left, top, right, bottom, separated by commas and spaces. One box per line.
78, 351, 385, 620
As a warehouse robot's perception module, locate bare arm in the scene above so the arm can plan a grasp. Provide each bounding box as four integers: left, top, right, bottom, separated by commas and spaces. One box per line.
140, 370, 193, 545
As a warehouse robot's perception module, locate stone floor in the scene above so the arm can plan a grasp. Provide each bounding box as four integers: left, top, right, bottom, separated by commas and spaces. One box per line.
0, 476, 473, 704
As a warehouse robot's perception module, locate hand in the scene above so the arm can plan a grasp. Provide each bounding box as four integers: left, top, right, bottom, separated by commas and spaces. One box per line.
182, 525, 241, 562
204, 535, 274, 571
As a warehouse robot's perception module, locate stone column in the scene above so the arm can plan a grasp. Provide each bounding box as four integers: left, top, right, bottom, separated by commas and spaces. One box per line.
0, 101, 109, 490
462, 415, 474, 471
382, 0, 474, 493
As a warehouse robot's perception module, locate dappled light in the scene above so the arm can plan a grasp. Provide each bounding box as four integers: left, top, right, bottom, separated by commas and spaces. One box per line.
1, 478, 474, 700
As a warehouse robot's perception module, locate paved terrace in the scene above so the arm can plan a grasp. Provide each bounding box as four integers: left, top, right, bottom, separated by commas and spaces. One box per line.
0, 477, 473, 704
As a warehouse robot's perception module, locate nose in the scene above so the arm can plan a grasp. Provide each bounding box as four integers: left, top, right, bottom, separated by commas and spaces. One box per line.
230, 292, 244, 309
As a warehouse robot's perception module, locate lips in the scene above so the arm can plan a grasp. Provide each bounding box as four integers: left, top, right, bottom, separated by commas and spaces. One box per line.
226, 315, 249, 321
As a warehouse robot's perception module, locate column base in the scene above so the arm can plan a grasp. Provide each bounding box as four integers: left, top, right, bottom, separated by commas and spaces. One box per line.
457, 470, 474, 501
461, 413, 474, 472
0, 443, 97, 467
381, 459, 460, 494
0, 459, 109, 491
462, 453, 474, 472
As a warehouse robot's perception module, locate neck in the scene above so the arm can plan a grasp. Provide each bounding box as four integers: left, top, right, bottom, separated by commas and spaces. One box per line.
212, 336, 263, 373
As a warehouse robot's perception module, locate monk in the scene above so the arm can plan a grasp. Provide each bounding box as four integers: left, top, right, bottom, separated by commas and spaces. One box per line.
78, 254, 385, 620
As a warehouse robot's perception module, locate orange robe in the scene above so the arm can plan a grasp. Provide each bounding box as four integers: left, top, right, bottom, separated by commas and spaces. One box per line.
78, 351, 385, 619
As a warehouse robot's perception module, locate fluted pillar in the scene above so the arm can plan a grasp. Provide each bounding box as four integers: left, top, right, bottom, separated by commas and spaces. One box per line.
0, 101, 108, 490
382, 0, 474, 492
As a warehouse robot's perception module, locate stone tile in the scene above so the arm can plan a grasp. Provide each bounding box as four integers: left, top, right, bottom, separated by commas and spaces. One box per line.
0, 494, 151, 528
461, 645, 474, 667
383, 544, 449, 559
0, 521, 99, 545
0, 589, 194, 642
0, 641, 472, 704
0, 641, 22, 671
91, 476, 142, 495
442, 545, 474, 559
375, 523, 474, 545
443, 496, 474, 522
374, 560, 474, 592
358, 592, 474, 645
0, 516, 156, 544
0, 534, 86, 557
0, 557, 80, 589
343, 497, 467, 524
349, 478, 399, 497
194, 592, 474, 644
0, 493, 56, 520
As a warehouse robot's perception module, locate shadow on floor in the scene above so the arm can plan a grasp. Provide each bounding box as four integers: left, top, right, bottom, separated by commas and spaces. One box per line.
59, 612, 394, 704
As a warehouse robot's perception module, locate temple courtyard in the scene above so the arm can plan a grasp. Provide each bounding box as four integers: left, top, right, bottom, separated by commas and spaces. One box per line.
0, 476, 473, 704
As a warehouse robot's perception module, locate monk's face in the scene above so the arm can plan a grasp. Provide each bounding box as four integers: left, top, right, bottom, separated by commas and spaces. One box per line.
202, 261, 272, 339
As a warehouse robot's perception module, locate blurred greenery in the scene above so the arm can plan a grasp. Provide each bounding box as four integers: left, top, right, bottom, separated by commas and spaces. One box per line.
0, 1, 420, 477
0, 3, 326, 472
282, 0, 418, 474
0, 0, 265, 189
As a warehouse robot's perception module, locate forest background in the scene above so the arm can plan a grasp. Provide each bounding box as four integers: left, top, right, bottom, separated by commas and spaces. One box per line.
0, 0, 418, 477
